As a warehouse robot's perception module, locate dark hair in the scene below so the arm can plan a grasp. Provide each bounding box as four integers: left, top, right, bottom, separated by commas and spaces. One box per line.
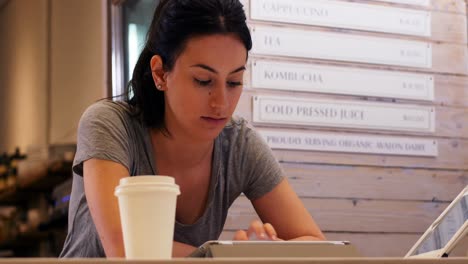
125, 0, 252, 131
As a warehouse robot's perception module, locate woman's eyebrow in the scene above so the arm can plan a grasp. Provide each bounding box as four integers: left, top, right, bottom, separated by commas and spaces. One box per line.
190, 64, 246, 74
230, 66, 246, 74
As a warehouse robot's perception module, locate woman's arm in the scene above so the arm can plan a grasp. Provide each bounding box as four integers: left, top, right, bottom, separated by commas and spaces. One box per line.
248, 178, 325, 241
173, 241, 196, 257
84, 158, 195, 258
84, 158, 127, 257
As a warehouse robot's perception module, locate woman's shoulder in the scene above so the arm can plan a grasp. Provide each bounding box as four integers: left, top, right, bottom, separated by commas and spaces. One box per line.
78, 100, 139, 132
82, 100, 133, 118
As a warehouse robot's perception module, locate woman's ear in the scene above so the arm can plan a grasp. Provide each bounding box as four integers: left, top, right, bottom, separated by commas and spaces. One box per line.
150, 55, 166, 91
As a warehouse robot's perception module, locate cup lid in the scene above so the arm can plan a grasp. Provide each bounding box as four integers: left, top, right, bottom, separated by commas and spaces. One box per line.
115, 176, 180, 196
119, 175, 175, 185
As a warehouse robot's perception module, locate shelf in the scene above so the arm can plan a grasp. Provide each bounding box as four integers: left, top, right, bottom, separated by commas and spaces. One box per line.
0, 160, 72, 205
38, 211, 68, 231
0, 211, 68, 254
0, 159, 72, 257
0, 231, 50, 249
0, 228, 67, 256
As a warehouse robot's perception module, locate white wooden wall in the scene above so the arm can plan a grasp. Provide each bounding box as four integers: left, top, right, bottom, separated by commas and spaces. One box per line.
223, 0, 468, 257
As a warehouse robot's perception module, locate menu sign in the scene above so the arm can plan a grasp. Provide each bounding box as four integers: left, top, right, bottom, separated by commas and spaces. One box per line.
372, 0, 430, 7
252, 60, 434, 101
251, 0, 431, 36
260, 129, 438, 157
253, 96, 436, 132
251, 25, 432, 68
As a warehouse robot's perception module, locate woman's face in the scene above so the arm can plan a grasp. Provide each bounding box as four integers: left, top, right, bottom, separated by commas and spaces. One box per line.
161, 34, 247, 142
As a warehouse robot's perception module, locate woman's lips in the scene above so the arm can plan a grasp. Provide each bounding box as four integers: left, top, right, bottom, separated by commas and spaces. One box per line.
201, 116, 227, 126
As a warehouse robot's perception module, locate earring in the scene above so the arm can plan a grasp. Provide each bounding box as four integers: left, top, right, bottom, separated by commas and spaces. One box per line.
156, 84, 162, 90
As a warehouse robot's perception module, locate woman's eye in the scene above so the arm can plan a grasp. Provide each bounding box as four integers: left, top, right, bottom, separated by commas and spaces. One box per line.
227, 81, 242, 88
194, 78, 212, 86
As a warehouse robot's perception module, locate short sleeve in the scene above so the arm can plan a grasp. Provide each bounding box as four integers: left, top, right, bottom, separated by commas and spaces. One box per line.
241, 127, 284, 200
72, 101, 132, 176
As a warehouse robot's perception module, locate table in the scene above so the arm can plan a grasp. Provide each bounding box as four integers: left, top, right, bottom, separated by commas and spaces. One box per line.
1, 258, 468, 264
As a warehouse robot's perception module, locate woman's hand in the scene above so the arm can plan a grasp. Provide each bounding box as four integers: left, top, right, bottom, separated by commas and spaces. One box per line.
251, 179, 326, 241
233, 220, 283, 241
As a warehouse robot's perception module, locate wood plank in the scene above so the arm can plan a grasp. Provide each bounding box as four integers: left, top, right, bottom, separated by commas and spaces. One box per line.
433, 74, 468, 107
223, 196, 449, 233
428, 0, 467, 13
432, 41, 468, 75
280, 163, 468, 201
247, 23, 468, 75
236, 90, 468, 139
219, 231, 421, 257
244, 59, 468, 107
432, 11, 467, 43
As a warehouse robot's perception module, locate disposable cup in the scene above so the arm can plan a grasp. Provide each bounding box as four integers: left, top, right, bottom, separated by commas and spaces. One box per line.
114, 175, 180, 259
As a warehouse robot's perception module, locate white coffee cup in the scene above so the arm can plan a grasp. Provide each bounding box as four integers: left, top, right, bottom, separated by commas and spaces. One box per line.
114, 176, 180, 259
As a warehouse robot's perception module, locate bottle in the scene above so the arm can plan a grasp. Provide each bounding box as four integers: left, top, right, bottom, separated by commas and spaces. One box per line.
7, 147, 25, 188
0, 153, 8, 191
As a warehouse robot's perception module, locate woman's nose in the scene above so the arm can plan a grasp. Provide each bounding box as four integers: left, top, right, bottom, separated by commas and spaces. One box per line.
209, 85, 228, 109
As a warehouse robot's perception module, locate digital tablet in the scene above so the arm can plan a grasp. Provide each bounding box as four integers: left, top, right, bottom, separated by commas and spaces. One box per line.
188, 240, 361, 258
406, 185, 468, 258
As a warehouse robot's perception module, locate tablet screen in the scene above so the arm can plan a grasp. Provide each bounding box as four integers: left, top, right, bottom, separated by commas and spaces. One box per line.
409, 193, 468, 256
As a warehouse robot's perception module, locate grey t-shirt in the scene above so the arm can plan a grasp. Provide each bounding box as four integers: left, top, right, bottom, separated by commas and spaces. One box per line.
59, 100, 284, 258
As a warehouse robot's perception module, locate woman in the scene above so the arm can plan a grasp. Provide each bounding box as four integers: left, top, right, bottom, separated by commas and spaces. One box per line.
60, 0, 325, 258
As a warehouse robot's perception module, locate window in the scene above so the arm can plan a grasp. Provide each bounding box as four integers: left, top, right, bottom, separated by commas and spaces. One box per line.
111, 0, 159, 97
